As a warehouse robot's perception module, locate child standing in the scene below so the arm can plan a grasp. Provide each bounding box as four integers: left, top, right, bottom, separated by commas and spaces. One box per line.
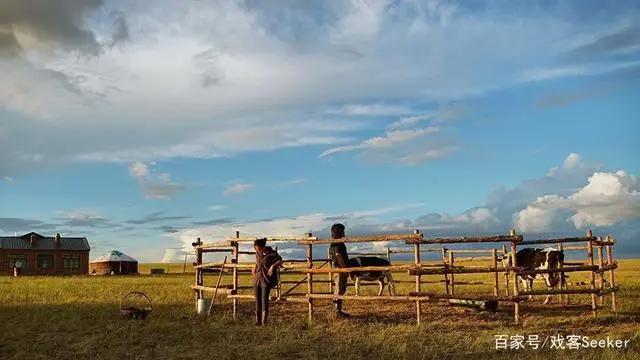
252, 238, 282, 325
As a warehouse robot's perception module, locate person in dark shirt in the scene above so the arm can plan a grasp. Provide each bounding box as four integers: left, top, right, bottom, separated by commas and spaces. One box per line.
328, 223, 351, 318
252, 238, 283, 325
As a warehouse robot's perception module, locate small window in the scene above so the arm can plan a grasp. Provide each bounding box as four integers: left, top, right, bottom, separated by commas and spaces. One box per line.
63, 255, 80, 270
37, 254, 54, 269
7, 255, 27, 269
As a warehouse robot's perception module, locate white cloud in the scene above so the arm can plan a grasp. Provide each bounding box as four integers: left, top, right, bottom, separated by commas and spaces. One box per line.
327, 103, 411, 116
128, 161, 186, 200
2, 2, 634, 175
388, 113, 435, 130
320, 126, 456, 165
223, 183, 254, 196
563, 152, 583, 169
173, 203, 425, 253
320, 127, 440, 157
208, 205, 226, 211
128, 162, 149, 180
515, 170, 640, 232
3, 176, 13, 184
161, 248, 191, 263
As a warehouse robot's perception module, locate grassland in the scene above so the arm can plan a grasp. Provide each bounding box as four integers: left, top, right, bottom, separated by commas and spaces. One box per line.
0, 261, 638, 360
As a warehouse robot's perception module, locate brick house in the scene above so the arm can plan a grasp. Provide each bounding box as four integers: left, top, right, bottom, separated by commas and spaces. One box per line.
0, 232, 90, 275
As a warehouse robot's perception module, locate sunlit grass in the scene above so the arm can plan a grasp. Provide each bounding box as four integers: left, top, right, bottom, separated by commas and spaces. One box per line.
0, 260, 638, 359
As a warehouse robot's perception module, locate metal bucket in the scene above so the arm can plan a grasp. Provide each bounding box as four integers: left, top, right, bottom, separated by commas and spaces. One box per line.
197, 299, 211, 316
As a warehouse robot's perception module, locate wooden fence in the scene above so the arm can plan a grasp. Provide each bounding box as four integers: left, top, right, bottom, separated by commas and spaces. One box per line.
191, 229, 619, 325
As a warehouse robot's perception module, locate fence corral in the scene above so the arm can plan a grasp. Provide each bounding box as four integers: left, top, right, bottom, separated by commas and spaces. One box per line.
191, 229, 619, 324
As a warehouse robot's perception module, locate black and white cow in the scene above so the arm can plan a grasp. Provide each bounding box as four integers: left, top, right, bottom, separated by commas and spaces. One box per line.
503, 248, 564, 304
349, 256, 396, 296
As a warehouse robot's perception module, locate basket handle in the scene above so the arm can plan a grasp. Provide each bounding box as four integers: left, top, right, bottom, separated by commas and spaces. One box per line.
120, 291, 152, 311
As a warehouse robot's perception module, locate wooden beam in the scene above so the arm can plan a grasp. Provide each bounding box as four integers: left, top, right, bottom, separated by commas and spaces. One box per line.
409, 266, 510, 275
408, 291, 521, 302
606, 240, 617, 312
304, 264, 420, 273
307, 294, 432, 301
519, 288, 598, 296
515, 265, 598, 276
299, 233, 423, 245
598, 285, 620, 296
518, 236, 597, 245
225, 236, 319, 242
406, 234, 521, 245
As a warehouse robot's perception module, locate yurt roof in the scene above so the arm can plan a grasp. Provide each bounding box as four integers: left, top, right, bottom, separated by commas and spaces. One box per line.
90, 250, 137, 263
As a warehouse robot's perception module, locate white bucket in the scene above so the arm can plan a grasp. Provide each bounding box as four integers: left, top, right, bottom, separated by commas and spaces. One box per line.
197, 299, 211, 315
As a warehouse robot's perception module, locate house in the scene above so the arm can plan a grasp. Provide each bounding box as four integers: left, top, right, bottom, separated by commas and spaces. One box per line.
90, 250, 138, 275
0, 232, 90, 275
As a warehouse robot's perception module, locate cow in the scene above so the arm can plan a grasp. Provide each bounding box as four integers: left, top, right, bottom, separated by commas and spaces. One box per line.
348, 256, 396, 296
503, 248, 564, 304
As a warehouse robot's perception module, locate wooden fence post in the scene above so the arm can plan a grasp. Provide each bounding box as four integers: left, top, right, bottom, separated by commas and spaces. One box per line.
510, 229, 520, 324
232, 231, 239, 320
448, 250, 455, 295
306, 233, 314, 324
586, 230, 597, 317
502, 244, 510, 296
605, 236, 617, 313
596, 237, 604, 306
442, 247, 450, 296
558, 242, 568, 304
413, 229, 422, 325
195, 238, 203, 311
492, 248, 499, 297
327, 246, 333, 293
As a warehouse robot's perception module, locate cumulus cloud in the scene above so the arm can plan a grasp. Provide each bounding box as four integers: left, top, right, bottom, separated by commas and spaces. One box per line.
223, 183, 254, 196
516, 170, 640, 232
172, 203, 425, 253
164, 153, 640, 259
161, 248, 191, 263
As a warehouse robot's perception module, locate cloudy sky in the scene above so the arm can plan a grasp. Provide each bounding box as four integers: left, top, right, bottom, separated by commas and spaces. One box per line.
0, 0, 639, 262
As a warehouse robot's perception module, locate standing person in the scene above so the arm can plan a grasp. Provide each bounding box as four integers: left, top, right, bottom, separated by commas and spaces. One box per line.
252, 238, 282, 325
329, 223, 351, 318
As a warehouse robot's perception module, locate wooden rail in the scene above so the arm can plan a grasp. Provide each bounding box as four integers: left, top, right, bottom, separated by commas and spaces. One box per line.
191, 229, 620, 326
406, 235, 522, 245
298, 233, 422, 245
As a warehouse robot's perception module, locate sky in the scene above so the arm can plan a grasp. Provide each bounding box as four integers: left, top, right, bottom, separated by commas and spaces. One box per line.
0, 0, 639, 262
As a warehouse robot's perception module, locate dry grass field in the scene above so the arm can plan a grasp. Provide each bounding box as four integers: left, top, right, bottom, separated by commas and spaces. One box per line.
1, 261, 638, 360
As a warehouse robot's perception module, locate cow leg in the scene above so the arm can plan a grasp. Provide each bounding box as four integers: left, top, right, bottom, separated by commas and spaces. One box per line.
520, 278, 532, 301
386, 272, 396, 296
528, 279, 534, 300
542, 274, 553, 304
355, 277, 360, 296
378, 279, 384, 296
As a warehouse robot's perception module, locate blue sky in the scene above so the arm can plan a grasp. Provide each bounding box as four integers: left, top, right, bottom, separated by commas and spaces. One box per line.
0, 1, 639, 261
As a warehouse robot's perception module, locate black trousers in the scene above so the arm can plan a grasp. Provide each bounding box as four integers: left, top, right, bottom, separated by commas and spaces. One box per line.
254, 282, 272, 324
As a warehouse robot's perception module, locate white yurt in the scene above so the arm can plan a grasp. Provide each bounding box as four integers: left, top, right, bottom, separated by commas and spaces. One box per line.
89, 250, 139, 275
